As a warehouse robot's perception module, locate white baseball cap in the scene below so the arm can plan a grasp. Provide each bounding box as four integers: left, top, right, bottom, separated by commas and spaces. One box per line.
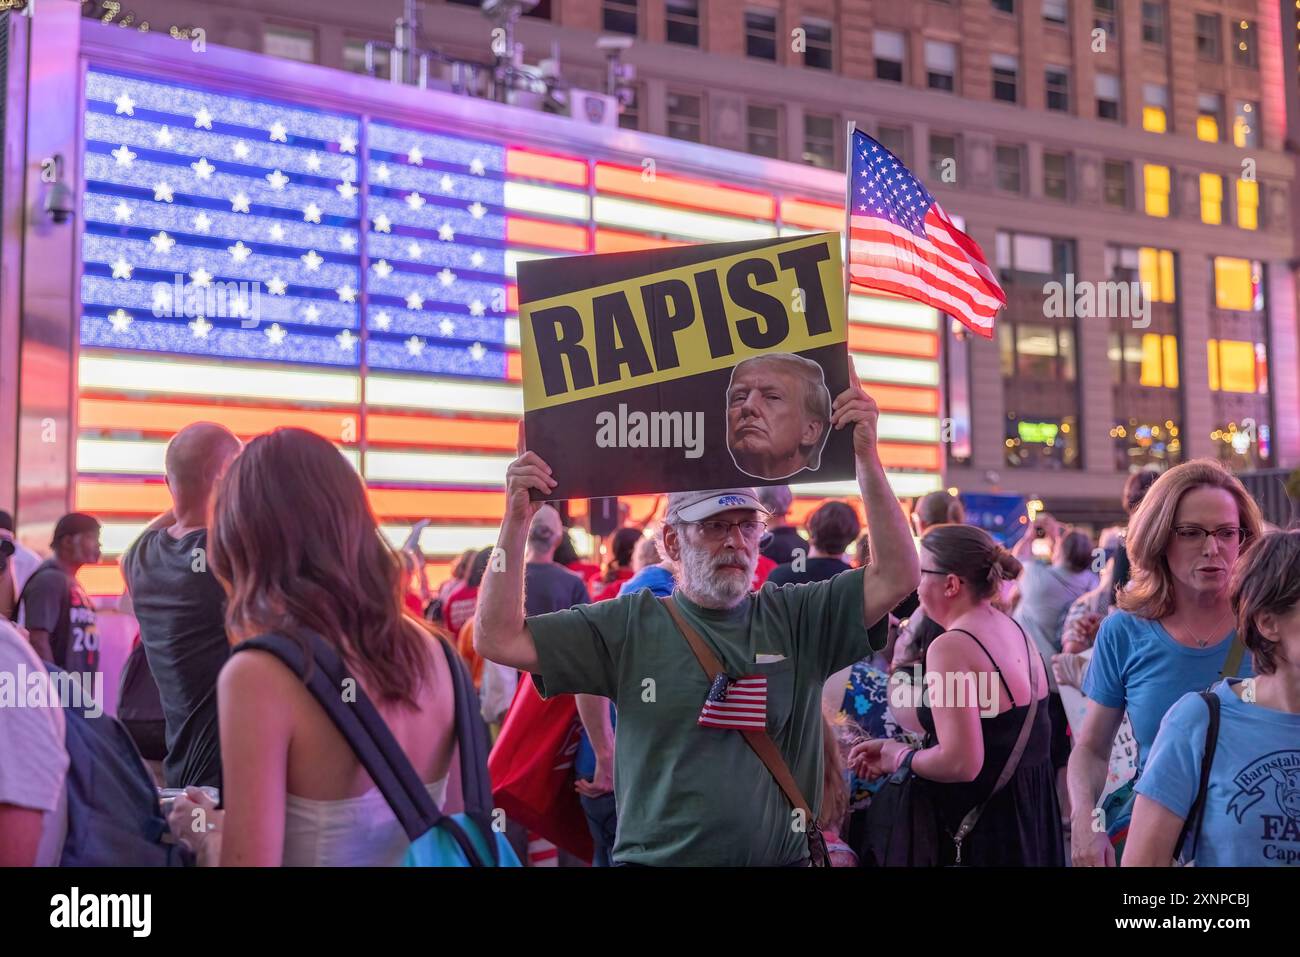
664, 489, 771, 524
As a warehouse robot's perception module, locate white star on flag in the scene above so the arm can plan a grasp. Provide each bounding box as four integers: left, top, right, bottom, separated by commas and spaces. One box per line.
194, 108, 213, 129
469, 158, 485, 176
154, 126, 174, 147
266, 276, 287, 295
302, 304, 322, 323
153, 182, 174, 202
373, 311, 392, 330
190, 267, 213, 287
336, 329, 357, 350
469, 299, 486, 316
405, 335, 425, 356
152, 286, 172, 312
230, 297, 252, 320
231, 192, 251, 213
301, 249, 323, 271
405, 192, 426, 211
193, 212, 212, 232
407, 146, 424, 165
108, 308, 133, 332
266, 169, 289, 190
191, 157, 215, 180
439, 175, 454, 192
405, 291, 424, 310
469, 342, 486, 361
228, 241, 252, 263
306, 152, 322, 172
233, 141, 250, 160
303, 203, 322, 223
150, 231, 176, 255
265, 323, 287, 345
113, 201, 133, 223
438, 318, 455, 336
112, 144, 137, 166
438, 268, 456, 287
114, 93, 136, 116
269, 121, 288, 142
437, 224, 454, 242
373, 259, 393, 279
336, 285, 357, 303
468, 202, 486, 219
337, 181, 358, 200
373, 214, 392, 233
269, 223, 286, 241
110, 256, 133, 279
189, 316, 213, 338
470, 251, 485, 268
375, 164, 391, 183
407, 242, 423, 258
339, 234, 357, 251
338, 134, 357, 154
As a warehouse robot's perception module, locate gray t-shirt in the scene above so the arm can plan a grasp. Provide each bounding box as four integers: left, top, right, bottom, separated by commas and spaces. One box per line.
0, 619, 69, 865
1015, 561, 1098, 689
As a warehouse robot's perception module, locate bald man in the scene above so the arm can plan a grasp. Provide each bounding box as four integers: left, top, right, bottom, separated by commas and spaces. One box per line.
121, 422, 241, 788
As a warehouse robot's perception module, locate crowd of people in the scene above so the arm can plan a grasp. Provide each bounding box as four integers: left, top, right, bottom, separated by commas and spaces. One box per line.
1, 384, 1297, 868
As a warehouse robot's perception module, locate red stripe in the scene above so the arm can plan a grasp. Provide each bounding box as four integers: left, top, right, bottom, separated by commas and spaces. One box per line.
851, 214, 1001, 299
849, 254, 998, 322
848, 275, 995, 338
849, 226, 1003, 310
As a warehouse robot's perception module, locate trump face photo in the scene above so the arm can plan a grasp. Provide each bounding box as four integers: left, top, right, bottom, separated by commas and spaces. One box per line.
725, 353, 832, 481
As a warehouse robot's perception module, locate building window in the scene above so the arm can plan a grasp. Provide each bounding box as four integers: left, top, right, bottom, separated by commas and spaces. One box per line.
618, 85, 640, 130
1232, 100, 1259, 148
1043, 0, 1067, 26
1213, 257, 1263, 311
746, 104, 781, 158
996, 230, 1075, 283
1096, 73, 1121, 121
1104, 160, 1131, 209
1207, 340, 1263, 392
1197, 93, 1223, 143
875, 125, 908, 165
874, 30, 905, 83
992, 0, 1014, 14
1144, 164, 1171, 218
803, 112, 836, 168
745, 9, 777, 60
1196, 13, 1221, 62
666, 91, 703, 142
263, 25, 316, 63
603, 0, 637, 36
803, 20, 834, 70
1045, 67, 1070, 112
1107, 244, 1177, 303
996, 144, 1023, 194
343, 39, 390, 76
1233, 19, 1257, 68
929, 132, 957, 182
1141, 1, 1165, 45
1237, 178, 1259, 231
1200, 173, 1224, 225
1093, 0, 1117, 41
1109, 332, 1180, 389
666, 0, 700, 47
1143, 83, 1168, 133
1043, 152, 1070, 200
925, 40, 956, 91
992, 54, 1018, 103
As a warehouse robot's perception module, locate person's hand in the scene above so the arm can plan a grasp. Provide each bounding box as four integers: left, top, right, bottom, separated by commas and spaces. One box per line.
506, 424, 555, 523
848, 738, 908, 779
1069, 611, 1102, 648
1051, 651, 1087, 690
831, 364, 880, 463
1071, 820, 1117, 868
575, 755, 614, 798
168, 787, 223, 866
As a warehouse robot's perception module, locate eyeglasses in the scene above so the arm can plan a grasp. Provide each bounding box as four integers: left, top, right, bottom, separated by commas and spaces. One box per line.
686, 519, 768, 542
1172, 525, 1247, 547
920, 568, 950, 576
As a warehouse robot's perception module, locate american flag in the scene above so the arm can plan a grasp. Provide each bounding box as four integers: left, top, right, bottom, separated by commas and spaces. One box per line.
698, 674, 768, 730
846, 128, 1005, 338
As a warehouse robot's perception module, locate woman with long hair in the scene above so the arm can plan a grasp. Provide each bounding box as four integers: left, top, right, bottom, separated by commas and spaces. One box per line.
1067, 459, 1263, 866
169, 428, 458, 866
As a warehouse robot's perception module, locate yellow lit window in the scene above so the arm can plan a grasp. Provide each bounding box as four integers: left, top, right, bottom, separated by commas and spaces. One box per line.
1237, 178, 1258, 230
1138, 247, 1177, 302
1139, 334, 1163, 387
1211, 339, 1257, 393
1145, 164, 1170, 217
1142, 106, 1167, 133
1207, 339, 1219, 391
1233, 114, 1251, 147
1196, 115, 1219, 142
1162, 335, 1179, 388
1200, 173, 1223, 224
1214, 256, 1253, 309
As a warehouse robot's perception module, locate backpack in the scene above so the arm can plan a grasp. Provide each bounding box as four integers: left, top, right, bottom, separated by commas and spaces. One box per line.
235, 630, 519, 867
48, 667, 192, 866
117, 639, 167, 762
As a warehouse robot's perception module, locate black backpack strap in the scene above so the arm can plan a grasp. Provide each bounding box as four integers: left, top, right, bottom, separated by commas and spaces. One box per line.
1174, 690, 1221, 862
234, 630, 492, 866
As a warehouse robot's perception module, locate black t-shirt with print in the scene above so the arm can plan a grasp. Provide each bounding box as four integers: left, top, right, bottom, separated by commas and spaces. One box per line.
21, 558, 98, 673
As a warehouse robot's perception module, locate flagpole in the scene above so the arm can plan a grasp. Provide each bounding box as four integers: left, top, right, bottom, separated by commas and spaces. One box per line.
843, 120, 855, 377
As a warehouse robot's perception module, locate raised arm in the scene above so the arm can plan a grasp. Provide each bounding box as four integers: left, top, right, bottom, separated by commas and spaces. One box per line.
831, 367, 920, 627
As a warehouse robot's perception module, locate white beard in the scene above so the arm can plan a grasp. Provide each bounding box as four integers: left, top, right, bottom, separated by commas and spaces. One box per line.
678, 538, 755, 609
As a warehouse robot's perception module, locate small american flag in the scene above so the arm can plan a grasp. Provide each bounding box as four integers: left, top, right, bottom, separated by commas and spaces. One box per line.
698, 674, 768, 730
846, 127, 1005, 338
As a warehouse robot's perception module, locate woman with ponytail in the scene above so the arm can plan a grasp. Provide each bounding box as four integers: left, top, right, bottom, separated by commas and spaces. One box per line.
851, 524, 1063, 866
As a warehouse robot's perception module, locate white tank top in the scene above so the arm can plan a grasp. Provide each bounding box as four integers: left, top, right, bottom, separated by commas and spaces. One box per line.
281, 778, 449, 867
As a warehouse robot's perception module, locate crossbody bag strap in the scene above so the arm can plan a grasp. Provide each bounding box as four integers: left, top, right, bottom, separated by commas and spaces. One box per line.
950, 618, 1041, 851
1173, 690, 1221, 862
1219, 638, 1246, 682
659, 597, 813, 821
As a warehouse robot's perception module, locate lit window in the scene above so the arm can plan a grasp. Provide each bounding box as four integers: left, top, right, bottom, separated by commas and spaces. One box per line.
1237, 178, 1259, 230
1137, 247, 1176, 303
1232, 100, 1259, 148
1143, 84, 1168, 132
1213, 257, 1259, 311
1144, 164, 1170, 217
1200, 173, 1223, 225
1208, 339, 1257, 392
1197, 93, 1223, 143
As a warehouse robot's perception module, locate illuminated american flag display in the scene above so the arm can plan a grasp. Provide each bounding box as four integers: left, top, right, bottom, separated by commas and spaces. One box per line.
76, 67, 945, 595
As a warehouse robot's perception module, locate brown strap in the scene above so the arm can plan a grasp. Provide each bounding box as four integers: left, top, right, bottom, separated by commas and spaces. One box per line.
1219, 635, 1245, 682
660, 597, 813, 819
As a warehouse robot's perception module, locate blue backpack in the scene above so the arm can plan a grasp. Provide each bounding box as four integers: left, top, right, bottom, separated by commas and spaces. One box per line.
48, 667, 192, 866
235, 631, 519, 867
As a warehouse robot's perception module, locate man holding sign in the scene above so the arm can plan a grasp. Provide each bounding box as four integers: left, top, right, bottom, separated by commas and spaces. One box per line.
474, 365, 919, 865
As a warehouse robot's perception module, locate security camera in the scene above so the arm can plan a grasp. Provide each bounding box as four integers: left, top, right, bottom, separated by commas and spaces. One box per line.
481, 0, 538, 19
44, 182, 75, 225
596, 35, 634, 53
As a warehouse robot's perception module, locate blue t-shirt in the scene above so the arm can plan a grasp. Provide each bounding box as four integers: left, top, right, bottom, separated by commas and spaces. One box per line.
1082, 611, 1252, 772
1137, 679, 1300, 867
617, 565, 675, 599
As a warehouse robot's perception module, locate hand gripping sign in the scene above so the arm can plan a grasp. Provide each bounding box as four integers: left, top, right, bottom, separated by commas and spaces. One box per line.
517, 233, 854, 500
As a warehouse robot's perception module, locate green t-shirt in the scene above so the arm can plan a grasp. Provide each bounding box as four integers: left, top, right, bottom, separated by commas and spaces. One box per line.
528, 568, 878, 866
